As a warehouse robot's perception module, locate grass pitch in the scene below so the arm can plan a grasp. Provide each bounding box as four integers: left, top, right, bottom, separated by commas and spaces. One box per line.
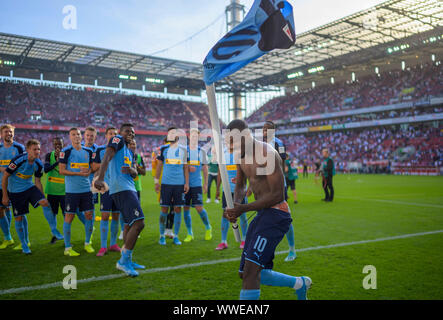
0, 173, 442, 300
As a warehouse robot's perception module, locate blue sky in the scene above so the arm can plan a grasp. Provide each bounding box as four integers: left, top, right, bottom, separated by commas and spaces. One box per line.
0, 0, 386, 63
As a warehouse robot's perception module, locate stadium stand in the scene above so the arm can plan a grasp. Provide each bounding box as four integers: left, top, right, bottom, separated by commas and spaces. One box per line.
244, 62, 443, 174
0, 81, 211, 130
246, 63, 443, 123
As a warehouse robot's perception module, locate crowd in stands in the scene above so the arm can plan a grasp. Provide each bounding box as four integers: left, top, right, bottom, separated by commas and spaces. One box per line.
2, 65, 442, 173
277, 106, 443, 131
281, 124, 443, 170
0, 81, 211, 131
246, 63, 443, 124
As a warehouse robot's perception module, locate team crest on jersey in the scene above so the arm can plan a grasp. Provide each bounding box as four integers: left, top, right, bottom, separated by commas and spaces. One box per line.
59, 152, 65, 159
112, 137, 121, 144
92, 152, 96, 160
8, 163, 16, 170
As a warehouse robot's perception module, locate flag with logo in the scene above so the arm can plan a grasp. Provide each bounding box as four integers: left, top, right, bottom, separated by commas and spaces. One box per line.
203, 0, 296, 85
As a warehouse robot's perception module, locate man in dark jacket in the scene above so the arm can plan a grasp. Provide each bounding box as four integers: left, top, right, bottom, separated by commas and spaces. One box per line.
321, 149, 335, 202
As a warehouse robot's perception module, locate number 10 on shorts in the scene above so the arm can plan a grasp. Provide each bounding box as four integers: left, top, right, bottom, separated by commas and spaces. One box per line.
254, 236, 267, 252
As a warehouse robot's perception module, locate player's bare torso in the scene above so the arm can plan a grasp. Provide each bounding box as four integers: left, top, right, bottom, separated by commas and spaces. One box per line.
238, 139, 284, 202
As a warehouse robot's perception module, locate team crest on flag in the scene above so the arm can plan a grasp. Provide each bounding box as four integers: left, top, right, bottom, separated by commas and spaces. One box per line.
112, 137, 121, 144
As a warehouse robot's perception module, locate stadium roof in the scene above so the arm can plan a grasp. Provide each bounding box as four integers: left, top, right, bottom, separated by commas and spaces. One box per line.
0, 0, 442, 92
229, 0, 443, 88
0, 32, 203, 82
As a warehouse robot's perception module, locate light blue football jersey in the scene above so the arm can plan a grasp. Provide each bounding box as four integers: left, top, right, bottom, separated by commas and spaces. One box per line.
5, 153, 43, 193
106, 135, 136, 195
0, 141, 25, 186
224, 150, 238, 192
59, 145, 93, 194
187, 146, 208, 188
157, 144, 187, 185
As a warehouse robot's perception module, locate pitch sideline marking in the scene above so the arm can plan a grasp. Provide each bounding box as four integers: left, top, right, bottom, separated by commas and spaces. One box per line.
1, 229, 442, 296
299, 191, 443, 209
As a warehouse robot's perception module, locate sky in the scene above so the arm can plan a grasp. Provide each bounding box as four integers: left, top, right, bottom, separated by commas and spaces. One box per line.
0, 0, 388, 64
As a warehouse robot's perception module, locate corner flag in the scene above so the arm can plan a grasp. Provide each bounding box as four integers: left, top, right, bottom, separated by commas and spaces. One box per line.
203, 0, 296, 85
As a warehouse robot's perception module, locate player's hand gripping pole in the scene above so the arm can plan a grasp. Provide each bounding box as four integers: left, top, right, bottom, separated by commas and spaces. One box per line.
206, 84, 241, 243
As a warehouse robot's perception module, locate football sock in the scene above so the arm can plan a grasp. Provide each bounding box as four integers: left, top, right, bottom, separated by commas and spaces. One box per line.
0, 216, 11, 241
119, 247, 133, 265
100, 219, 109, 249
239, 289, 260, 300
159, 212, 168, 236
5, 208, 12, 232
42, 206, 57, 235
221, 216, 229, 243
22, 215, 29, 244
183, 209, 192, 235
286, 224, 295, 250
260, 269, 297, 288
239, 213, 248, 241
198, 209, 211, 230
85, 218, 93, 244
110, 218, 119, 246
15, 220, 29, 250
63, 221, 72, 248
173, 211, 182, 237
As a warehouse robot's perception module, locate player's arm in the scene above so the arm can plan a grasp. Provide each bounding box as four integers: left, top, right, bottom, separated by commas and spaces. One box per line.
44, 153, 57, 174
34, 162, 44, 194
183, 163, 190, 194
215, 169, 221, 199
1, 172, 10, 206
183, 147, 189, 193
202, 164, 208, 194
95, 147, 116, 189
35, 177, 44, 195
59, 163, 89, 177
154, 159, 163, 193
137, 156, 147, 176
92, 162, 101, 176
154, 147, 165, 193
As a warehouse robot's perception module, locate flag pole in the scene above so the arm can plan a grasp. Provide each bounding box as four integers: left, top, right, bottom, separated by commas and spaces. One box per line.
205, 83, 241, 243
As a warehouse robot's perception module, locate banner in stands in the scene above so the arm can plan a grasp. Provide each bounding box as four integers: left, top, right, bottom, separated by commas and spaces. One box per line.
277, 113, 443, 135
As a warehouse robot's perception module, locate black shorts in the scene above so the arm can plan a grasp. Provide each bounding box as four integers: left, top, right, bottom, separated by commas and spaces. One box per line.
185, 186, 203, 207
111, 190, 144, 226
9, 186, 45, 217
100, 191, 119, 213
47, 194, 65, 215
65, 192, 94, 214
285, 178, 296, 190
240, 207, 292, 271
93, 192, 99, 205
160, 184, 185, 207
